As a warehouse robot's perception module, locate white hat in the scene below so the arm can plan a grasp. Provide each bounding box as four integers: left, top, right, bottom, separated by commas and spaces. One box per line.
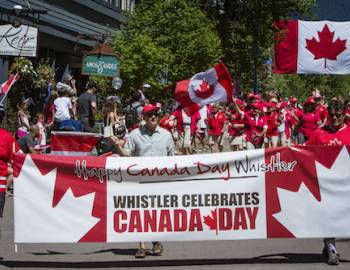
142, 83, 151, 89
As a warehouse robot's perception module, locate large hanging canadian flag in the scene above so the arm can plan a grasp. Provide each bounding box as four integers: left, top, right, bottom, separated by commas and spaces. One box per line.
175, 62, 233, 112
13, 146, 350, 243
274, 20, 350, 74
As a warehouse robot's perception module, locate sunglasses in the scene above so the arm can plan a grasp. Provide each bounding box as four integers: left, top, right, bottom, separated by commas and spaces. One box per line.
329, 113, 343, 118
145, 111, 159, 117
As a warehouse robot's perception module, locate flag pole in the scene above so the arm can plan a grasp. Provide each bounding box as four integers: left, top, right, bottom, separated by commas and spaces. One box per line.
0, 74, 19, 107
253, 0, 260, 95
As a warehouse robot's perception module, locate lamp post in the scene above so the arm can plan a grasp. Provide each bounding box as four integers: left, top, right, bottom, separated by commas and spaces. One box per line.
253, 0, 260, 95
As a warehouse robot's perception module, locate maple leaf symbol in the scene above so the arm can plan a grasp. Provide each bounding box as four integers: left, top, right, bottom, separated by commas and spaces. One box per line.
305, 24, 347, 69
273, 147, 350, 238
203, 208, 218, 235
14, 155, 99, 243
194, 80, 215, 99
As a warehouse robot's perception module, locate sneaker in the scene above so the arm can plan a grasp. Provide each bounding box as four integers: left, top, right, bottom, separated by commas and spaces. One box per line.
135, 248, 146, 259
152, 242, 163, 256
328, 251, 339, 265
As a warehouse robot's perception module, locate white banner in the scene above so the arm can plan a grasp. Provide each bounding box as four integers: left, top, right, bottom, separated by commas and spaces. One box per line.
0, 24, 38, 57
13, 146, 350, 243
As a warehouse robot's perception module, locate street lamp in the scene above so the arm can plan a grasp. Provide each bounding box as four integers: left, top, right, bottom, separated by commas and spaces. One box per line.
13, 4, 23, 16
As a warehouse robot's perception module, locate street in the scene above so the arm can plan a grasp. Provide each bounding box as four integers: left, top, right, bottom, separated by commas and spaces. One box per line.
1, 196, 349, 270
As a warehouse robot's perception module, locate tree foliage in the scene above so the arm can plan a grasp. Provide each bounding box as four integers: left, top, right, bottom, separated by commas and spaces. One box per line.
112, 0, 222, 101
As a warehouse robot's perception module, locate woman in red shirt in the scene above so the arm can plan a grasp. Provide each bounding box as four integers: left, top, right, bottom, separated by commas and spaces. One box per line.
296, 98, 321, 143
206, 104, 226, 153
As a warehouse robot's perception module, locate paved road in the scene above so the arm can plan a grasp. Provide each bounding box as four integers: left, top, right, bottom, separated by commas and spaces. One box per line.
0, 196, 349, 270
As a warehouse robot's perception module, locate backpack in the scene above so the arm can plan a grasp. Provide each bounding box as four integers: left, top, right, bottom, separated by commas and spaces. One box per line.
123, 102, 142, 129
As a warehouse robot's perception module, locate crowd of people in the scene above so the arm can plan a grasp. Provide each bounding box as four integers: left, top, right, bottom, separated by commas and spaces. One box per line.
1, 74, 350, 265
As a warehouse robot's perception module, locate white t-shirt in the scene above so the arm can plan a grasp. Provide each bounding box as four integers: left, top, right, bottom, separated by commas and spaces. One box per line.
54, 97, 72, 121
182, 110, 191, 125
198, 106, 208, 129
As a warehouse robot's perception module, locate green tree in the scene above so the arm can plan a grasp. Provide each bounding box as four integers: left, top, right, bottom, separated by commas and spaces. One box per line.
196, 0, 317, 93
113, 0, 223, 100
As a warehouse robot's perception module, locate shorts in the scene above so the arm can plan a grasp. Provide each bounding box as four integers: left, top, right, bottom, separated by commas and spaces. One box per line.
279, 132, 289, 146
172, 129, 179, 141
246, 141, 255, 150
266, 135, 279, 146
196, 128, 206, 140
0, 192, 5, 217
182, 125, 191, 148
208, 134, 224, 146
229, 134, 245, 146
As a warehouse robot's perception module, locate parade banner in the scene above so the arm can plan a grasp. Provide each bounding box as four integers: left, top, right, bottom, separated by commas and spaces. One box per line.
13, 146, 350, 243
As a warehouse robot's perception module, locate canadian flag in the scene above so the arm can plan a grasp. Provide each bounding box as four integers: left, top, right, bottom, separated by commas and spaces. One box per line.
50, 131, 101, 156
175, 62, 233, 112
274, 20, 350, 74
0, 73, 20, 96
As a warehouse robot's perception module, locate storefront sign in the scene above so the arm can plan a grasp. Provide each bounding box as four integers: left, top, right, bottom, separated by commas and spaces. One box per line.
82, 55, 119, 77
0, 24, 38, 57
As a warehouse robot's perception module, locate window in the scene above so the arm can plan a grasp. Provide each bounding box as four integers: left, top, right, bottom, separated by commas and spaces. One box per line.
102, 0, 135, 11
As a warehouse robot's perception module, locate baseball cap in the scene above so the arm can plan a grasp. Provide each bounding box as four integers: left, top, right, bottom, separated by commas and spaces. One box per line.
251, 102, 264, 111
143, 104, 159, 114
304, 97, 315, 105
142, 83, 151, 89
289, 97, 297, 103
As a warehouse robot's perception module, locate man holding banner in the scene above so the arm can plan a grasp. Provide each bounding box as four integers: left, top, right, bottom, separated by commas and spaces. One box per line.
307, 99, 350, 265
112, 103, 175, 258
0, 114, 19, 240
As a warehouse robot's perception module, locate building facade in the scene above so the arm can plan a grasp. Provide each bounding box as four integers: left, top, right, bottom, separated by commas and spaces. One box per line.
0, 0, 134, 82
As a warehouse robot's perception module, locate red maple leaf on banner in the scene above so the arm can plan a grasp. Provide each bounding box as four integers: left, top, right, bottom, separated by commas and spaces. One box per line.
203, 208, 218, 235
305, 24, 347, 69
194, 80, 215, 99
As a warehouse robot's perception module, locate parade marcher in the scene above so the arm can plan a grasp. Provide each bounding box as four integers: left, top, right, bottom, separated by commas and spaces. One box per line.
295, 98, 321, 144
77, 80, 98, 132
306, 99, 350, 265
265, 102, 280, 148
0, 113, 19, 240
315, 95, 328, 127
194, 105, 209, 152
227, 100, 245, 151
206, 104, 226, 153
112, 104, 175, 258
232, 99, 267, 150
171, 106, 200, 155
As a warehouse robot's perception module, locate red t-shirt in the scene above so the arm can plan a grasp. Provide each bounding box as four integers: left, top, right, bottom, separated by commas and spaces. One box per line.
208, 112, 226, 136
307, 124, 350, 145
315, 104, 328, 122
244, 112, 267, 143
266, 112, 279, 137
299, 112, 320, 139
228, 112, 244, 136
159, 116, 173, 132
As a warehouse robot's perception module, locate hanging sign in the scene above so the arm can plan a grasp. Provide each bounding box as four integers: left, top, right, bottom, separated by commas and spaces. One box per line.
0, 24, 38, 57
82, 55, 120, 77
